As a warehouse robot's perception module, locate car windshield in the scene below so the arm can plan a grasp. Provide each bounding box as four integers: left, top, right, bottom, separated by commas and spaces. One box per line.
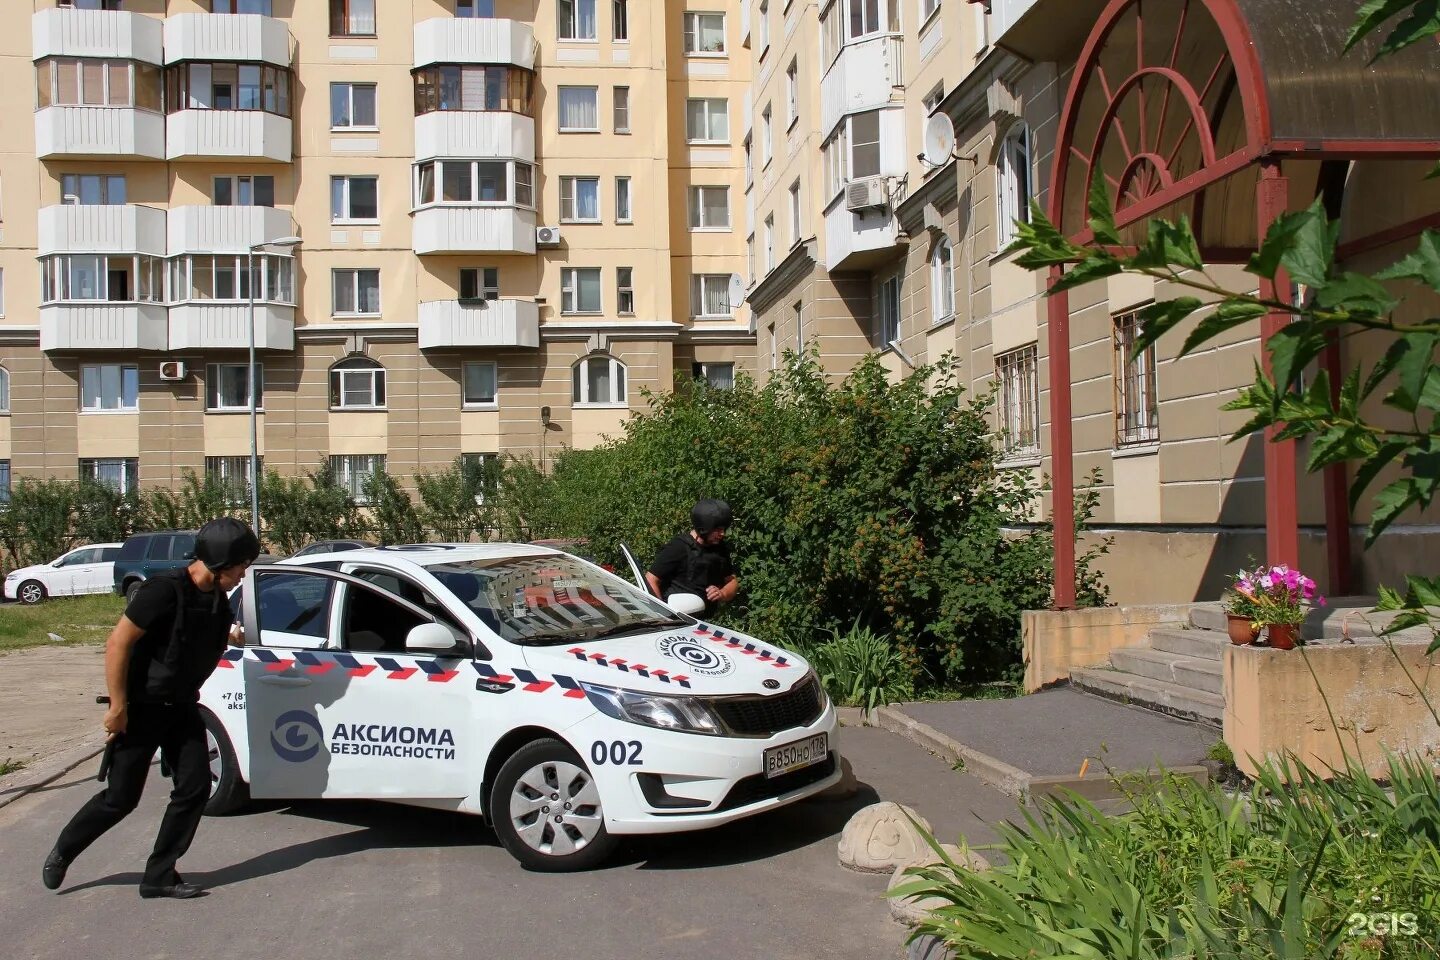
423, 555, 688, 645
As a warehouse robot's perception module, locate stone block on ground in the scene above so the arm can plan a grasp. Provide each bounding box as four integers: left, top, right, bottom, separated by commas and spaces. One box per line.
837, 801, 933, 873
906, 933, 956, 960
887, 843, 991, 926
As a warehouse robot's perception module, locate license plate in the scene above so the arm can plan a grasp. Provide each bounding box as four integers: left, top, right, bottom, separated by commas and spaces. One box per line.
763, 733, 829, 778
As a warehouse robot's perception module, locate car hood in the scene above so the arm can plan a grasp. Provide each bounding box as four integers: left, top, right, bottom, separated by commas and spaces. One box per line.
519, 621, 812, 697
6, 563, 52, 580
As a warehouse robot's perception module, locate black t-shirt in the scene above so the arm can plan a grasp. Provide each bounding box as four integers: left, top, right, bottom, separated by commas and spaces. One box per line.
648, 533, 734, 600
124, 571, 233, 704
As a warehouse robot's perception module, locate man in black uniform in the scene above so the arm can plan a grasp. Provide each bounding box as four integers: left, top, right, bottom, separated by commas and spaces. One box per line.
42, 517, 261, 899
646, 499, 739, 615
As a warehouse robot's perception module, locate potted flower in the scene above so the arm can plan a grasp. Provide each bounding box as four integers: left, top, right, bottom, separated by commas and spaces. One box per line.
1248, 564, 1325, 650
1223, 569, 1262, 644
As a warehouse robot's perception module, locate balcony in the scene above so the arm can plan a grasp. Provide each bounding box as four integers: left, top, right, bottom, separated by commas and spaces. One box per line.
32, 7, 163, 63
413, 17, 535, 70
167, 205, 295, 255
37, 106, 165, 160
168, 303, 294, 352
820, 34, 904, 136
415, 112, 535, 162
418, 298, 540, 350
824, 195, 902, 272
40, 304, 168, 353
167, 109, 291, 162
987, 0, 1107, 60
163, 13, 292, 67
38, 204, 167, 257
413, 206, 537, 255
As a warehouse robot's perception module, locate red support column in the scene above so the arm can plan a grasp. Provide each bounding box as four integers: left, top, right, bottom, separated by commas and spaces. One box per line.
1322, 333, 1354, 594
1256, 160, 1300, 568
1047, 267, 1076, 609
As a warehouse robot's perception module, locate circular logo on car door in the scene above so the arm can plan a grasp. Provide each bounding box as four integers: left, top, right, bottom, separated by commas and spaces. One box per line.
656, 635, 733, 677
270, 709, 324, 763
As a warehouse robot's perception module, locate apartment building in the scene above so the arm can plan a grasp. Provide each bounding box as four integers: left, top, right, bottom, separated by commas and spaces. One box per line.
0, 0, 752, 501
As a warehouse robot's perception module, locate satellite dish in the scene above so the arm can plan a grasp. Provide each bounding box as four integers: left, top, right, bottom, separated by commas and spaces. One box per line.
923, 113, 957, 168
727, 273, 746, 309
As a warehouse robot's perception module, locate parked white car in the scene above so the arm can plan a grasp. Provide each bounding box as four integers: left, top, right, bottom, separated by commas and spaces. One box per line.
4, 543, 124, 604
201, 543, 839, 871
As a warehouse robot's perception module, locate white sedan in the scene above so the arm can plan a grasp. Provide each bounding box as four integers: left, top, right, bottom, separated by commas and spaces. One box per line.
4, 543, 123, 604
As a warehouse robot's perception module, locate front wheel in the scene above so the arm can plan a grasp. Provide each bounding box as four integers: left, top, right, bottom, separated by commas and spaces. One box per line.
202, 710, 250, 816
487, 738, 617, 872
17, 580, 46, 605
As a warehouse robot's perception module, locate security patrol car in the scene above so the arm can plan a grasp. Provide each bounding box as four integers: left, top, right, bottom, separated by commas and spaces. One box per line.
200, 544, 839, 871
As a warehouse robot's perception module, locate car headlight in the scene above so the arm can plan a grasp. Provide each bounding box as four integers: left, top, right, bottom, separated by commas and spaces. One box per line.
4, 572, 17, 581
579, 681, 724, 736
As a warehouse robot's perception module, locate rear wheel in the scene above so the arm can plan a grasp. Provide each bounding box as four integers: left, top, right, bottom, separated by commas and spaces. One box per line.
17, 580, 46, 605
124, 579, 143, 602
488, 738, 617, 872
202, 710, 250, 816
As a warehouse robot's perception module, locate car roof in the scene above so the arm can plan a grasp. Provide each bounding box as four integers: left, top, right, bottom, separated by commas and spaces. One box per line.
278, 542, 566, 569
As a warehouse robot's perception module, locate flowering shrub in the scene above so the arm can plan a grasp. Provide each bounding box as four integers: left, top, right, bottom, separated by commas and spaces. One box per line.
1233, 564, 1325, 628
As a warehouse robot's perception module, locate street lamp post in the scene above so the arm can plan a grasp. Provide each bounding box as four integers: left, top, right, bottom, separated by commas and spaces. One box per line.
248, 236, 301, 539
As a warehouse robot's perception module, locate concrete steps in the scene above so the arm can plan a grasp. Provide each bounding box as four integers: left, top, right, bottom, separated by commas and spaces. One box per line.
1149, 627, 1227, 661
1110, 647, 1224, 695
1070, 666, 1224, 725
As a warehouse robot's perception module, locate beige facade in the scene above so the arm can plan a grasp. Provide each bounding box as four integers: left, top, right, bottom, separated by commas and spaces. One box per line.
0, 0, 752, 498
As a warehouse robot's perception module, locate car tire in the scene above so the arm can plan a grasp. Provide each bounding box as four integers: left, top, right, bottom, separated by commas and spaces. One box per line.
202, 710, 250, 816
124, 580, 143, 602
17, 580, 47, 605
488, 738, 618, 872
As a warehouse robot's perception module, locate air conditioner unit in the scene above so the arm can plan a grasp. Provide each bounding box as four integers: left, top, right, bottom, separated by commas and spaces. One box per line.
535, 225, 563, 246
62, 195, 80, 206
845, 177, 888, 212
158, 361, 187, 382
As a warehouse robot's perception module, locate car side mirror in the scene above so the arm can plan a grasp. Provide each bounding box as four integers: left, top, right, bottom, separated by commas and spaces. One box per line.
406, 622, 470, 655
663, 593, 706, 616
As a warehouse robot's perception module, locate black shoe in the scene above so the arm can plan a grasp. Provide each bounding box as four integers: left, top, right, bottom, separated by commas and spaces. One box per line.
138, 881, 203, 900
42, 847, 68, 891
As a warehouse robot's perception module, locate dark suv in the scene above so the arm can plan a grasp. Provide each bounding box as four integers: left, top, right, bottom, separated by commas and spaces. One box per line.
113, 530, 198, 600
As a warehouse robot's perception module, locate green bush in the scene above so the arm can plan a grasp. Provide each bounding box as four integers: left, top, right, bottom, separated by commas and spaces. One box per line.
806, 619, 915, 711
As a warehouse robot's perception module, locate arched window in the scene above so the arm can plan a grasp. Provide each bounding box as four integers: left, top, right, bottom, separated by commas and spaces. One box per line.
997, 123, 1032, 246
329, 356, 386, 409
572, 354, 627, 406
0, 367, 10, 413
931, 235, 955, 323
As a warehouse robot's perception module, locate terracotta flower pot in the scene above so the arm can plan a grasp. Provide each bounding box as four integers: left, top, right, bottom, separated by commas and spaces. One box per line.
1226, 614, 1259, 645
1266, 623, 1300, 650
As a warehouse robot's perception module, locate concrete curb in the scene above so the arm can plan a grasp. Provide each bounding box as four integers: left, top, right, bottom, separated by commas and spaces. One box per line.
0, 733, 106, 811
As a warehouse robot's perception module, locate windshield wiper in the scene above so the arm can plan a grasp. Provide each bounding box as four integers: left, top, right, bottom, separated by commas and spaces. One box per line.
583, 617, 691, 641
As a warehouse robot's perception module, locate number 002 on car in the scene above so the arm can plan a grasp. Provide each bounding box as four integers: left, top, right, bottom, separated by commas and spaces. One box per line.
764, 733, 829, 778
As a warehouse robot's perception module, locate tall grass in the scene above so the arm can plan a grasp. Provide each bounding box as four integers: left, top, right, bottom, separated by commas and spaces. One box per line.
804, 620, 915, 712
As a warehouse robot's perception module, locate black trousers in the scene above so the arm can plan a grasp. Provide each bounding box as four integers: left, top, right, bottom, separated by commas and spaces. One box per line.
54, 702, 210, 887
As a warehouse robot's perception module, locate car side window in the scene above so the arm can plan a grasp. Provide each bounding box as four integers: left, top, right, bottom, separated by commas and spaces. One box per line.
145, 536, 171, 561
254, 572, 335, 649
74, 549, 100, 564
172, 534, 196, 561
340, 582, 433, 655
347, 566, 466, 634
100, 547, 120, 562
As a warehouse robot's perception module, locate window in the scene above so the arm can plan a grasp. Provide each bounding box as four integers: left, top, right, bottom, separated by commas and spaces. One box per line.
685, 98, 729, 142
333, 268, 381, 316
973, 0, 989, 55
763, 215, 775, 271
561, 268, 602, 314
683, 12, 726, 54
456, 0, 493, 15
0, 367, 9, 412
789, 180, 802, 246
785, 60, 798, 127
0, 461, 9, 505
206, 363, 262, 411
997, 124, 1031, 245
206, 456, 261, 505
331, 175, 378, 222
62, 174, 126, 205
415, 160, 530, 207
558, 0, 597, 40
761, 104, 773, 165
821, 1, 844, 66
412, 64, 534, 116
848, 0, 900, 38
931, 235, 954, 322
612, 0, 629, 39
850, 109, 881, 178
212, 1, 274, 14
876, 275, 900, 346
692, 362, 734, 390
41, 255, 163, 303
691, 274, 733, 318
758, 1, 770, 52
60, 1, 124, 9
1114, 310, 1159, 445
996, 345, 1039, 458
330, 454, 385, 502
922, 82, 945, 114
329, 357, 387, 409
572, 355, 626, 405
768, 323, 777, 371
163, 62, 291, 116
824, 126, 848, 198
330, 82, 377, 128
743, 136, 753, 186
920, 0, 940, 22
330, 0, 376, 37
79, 458, 138, 496
460, 266, 499, 301
613, 86, 630, 133
688, 186, 730, 229
615, 176, 632, 222
170, 254, 292, 303
462, 361, 498, 405
746, 233, 756, 283
212, 175, 274, 207
616, 267, 635, 315
557, 86, 599, 131
560, 177, 601, 222
514, 163, 533, 206
36, 58, 155, 109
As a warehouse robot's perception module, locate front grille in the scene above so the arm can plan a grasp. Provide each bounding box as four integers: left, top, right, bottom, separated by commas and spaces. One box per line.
711, 673, 824, 737
715, 754, 837, 812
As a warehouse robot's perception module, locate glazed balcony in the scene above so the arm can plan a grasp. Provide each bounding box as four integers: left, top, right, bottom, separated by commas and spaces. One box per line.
163, 13, 292, 68
412, 206, 537, 255
38, 204, 167, 257
412, 17, 535, 70
418, 298, 540, 350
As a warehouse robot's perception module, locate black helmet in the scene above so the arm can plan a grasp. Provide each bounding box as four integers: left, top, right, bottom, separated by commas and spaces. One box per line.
194, 517, 261, 572
691, 499, 733, 535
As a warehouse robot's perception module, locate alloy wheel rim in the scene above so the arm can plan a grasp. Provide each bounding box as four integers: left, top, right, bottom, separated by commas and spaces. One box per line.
205, 729, 221, 796
20, 584, 40, 603
508, 760, 602, 856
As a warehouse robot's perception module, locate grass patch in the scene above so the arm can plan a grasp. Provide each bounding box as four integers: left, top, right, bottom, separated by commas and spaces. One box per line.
0, 757, 28, 777
0, 593, 125, 653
